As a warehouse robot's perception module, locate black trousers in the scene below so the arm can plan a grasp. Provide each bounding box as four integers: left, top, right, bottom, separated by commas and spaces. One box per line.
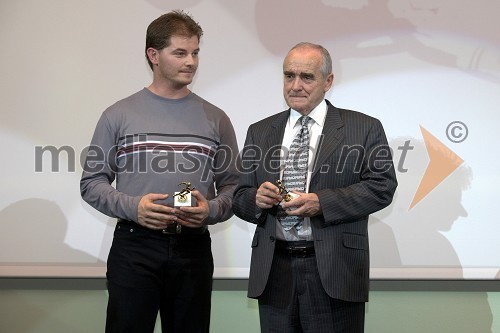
258, 247, 365, 333
105, 222, 214, 333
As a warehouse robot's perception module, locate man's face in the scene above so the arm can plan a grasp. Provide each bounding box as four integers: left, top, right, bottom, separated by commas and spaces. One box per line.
153, 35, 200, 89
283, 47, 333, 115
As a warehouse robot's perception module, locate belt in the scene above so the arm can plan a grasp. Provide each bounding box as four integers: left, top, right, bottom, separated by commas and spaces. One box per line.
117, 219, 207, 235
275, 240, 315, 257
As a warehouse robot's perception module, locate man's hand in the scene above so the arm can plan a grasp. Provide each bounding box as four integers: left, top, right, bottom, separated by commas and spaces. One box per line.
281, 191, 322, 217
137, 193, 177, 229
175, 190, 210, 228
256, 181, 282, 209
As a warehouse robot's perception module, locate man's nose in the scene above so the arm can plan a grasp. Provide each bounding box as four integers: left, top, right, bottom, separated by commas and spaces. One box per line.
185, 54, 195, 66
291, 77, 302, 90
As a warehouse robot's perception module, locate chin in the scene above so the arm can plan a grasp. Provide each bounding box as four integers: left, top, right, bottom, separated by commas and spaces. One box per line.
291, 105, 308, 113
287, 101, 302, 108
177, 79, 193, 86
287, 99, 307, 109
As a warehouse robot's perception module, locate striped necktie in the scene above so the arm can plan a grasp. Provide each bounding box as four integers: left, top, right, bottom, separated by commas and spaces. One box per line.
279, 115, 312, 231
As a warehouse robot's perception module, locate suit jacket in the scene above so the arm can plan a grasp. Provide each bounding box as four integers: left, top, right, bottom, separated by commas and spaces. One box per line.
233, 100, 397, 302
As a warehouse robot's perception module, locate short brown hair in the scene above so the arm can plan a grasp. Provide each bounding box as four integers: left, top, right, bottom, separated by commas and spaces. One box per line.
145, 10, 203, 70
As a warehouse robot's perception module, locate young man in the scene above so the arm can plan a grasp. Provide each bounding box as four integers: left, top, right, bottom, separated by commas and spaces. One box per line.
233, 42, 397, 332
81, 11, 239, 333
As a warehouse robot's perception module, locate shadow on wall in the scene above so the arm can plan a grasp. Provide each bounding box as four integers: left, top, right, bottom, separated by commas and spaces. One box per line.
0, 198, 104, 266
0, 199, 107, 330
251, 0, 500, 83
142, 0, 500, 84
379, 138, 470, 273
368, 137, 493, 332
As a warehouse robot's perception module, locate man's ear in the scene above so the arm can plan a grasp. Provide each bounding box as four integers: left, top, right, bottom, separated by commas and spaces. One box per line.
146, 47, 159, 66
325, 72, 334, 92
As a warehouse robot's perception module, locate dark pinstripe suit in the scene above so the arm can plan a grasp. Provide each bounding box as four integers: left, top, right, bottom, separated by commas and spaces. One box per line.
233, 100, 397, 304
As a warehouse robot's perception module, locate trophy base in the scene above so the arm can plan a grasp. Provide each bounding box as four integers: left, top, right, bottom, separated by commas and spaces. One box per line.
174, 192, 192, 207
281, 192, 300, 204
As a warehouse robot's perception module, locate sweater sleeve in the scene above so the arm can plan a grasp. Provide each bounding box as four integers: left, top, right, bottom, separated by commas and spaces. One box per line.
80, 111, 141, 222
204, 113, 240, 225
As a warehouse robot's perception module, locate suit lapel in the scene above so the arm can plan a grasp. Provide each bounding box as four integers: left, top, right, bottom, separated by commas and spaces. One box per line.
311, 102, 344, 178
259, 105, 344, 181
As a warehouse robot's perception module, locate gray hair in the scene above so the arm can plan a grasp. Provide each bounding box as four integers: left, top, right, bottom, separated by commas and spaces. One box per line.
289, 42, 332, 79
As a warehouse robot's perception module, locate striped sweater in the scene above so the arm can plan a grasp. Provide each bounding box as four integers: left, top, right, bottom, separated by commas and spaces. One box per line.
80, 88, 239, 224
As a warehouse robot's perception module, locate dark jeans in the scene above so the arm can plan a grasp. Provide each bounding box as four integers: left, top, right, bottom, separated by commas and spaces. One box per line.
105, 221, 214, 333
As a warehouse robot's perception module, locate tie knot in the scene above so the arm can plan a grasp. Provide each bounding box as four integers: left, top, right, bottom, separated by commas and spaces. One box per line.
300, 116, 312, 128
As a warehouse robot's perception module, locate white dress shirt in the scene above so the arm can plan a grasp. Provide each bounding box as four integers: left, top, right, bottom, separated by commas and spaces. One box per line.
276, 100, 328, 241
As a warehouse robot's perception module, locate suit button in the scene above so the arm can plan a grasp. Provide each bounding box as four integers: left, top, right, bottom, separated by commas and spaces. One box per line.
269, 236, 275, 242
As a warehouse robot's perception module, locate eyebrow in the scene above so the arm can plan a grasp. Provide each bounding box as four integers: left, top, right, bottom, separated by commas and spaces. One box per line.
283, 71, 315, 78
171, 48, 200, 53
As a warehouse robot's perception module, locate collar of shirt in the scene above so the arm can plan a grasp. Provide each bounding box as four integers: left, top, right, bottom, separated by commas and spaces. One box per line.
282, 100, 328, 161
287, 99, 328, 130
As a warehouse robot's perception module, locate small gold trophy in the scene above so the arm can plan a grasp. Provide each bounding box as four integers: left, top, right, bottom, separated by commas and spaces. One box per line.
276, 180, 299, 203
173, 181, 195, 207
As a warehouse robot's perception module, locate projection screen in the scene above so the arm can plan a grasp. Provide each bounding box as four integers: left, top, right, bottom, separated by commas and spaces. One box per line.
1, 0, 499, 280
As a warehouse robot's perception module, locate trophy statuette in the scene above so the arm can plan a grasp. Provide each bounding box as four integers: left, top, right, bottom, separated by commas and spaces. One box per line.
173, 181, 195, 207
276, 180, 299, 203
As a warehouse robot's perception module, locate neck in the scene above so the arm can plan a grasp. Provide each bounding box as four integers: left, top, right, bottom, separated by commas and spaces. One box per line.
147, 81, 191, 100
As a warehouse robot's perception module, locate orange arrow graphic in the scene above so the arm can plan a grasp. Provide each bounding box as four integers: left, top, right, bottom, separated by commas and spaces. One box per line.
409, 125, 464, 210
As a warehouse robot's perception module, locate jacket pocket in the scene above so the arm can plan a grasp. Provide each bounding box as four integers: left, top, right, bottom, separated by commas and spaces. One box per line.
342, 232, 368, 250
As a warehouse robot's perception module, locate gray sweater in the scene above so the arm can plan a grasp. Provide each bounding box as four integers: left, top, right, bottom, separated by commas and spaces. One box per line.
80, 88, 239, 225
